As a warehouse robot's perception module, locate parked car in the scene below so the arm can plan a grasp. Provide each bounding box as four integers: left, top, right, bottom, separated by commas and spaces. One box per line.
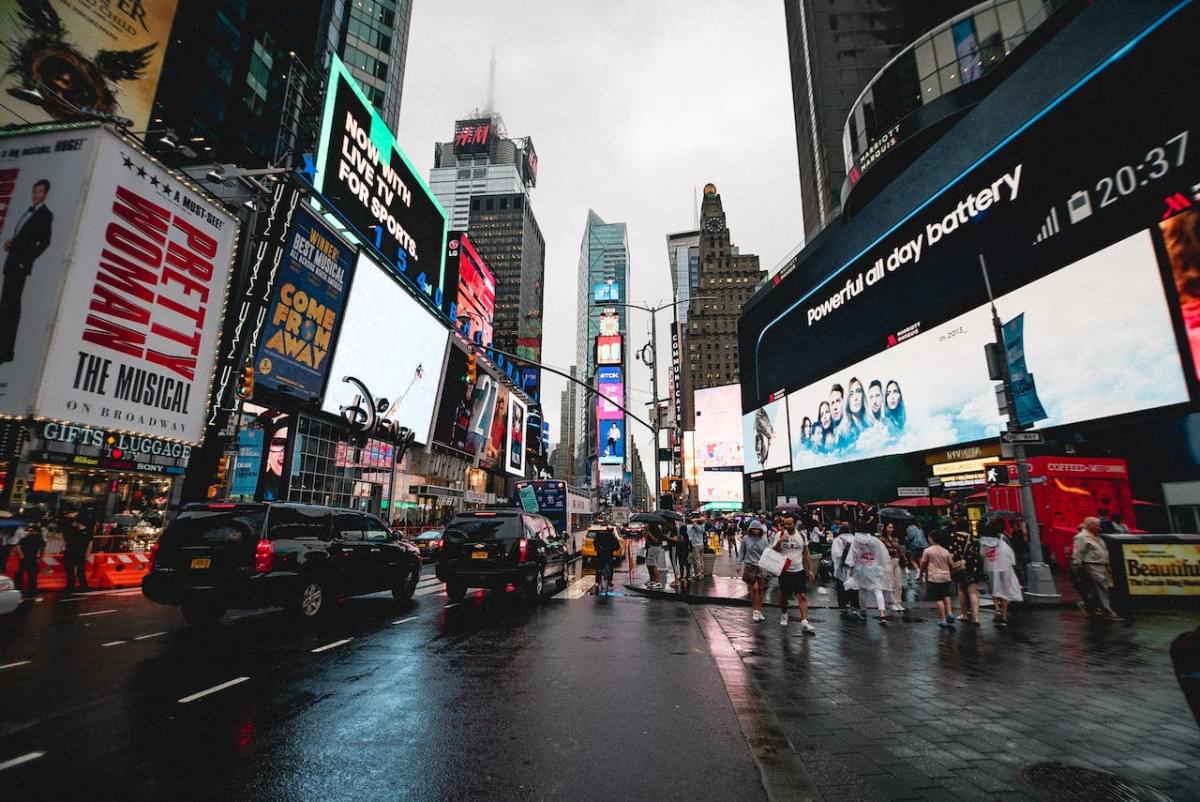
0, 574, 20, 614
412, 530, 443, 561
580, 525, 625, 564
142, 502, 422, 626
435, 509, 569, 602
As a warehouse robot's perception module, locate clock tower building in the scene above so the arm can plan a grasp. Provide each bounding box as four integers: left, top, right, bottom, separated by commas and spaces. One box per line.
687, 184, 766, 392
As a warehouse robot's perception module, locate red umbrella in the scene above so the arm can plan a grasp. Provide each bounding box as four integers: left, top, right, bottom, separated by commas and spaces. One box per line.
886, 497, 952, 508
805, 500, 868, 507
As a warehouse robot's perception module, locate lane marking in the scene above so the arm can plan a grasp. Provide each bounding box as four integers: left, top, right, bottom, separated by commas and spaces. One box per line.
0, 751, 46, 772
0, 660, 31, 670
311, 638, 352, 653
101, 640, 128, 648
134, 631, 166, 641
414, 585, 444, 597
78, 609, 116, 617
443, 602, 460, 609
178, 676, 250, 704
392, 616, 417, 625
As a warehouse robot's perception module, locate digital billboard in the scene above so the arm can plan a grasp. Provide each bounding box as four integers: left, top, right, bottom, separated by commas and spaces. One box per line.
522, 140, 539, 187
742, 397, 790, 474
599, 419, 625, 465
454, 118, 492, 156
314, 55, 447, 309
700, 470, 743, 505
463, 370, 500, 458
694, 384, 743, 469
506, 394, 527, 476
598, 311, 620, 336
0, 126, 237, 444
593, 282, 620, 303
253, 209, 353, 401
485, 385, 509, 467
596, 334, 622, 366
786, 231, 1187, 469
321, 253, 450, 445
432, 346, 472, 450
744, 8, 1199, 472
597, 366, 623, 420
0, 0, 179, 131
447, 232, 495, 344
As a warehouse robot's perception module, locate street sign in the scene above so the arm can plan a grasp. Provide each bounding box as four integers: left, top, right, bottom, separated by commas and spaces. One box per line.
897, 486, 929, 498
1000, 430, 1044, 444
926, 477, 943, 487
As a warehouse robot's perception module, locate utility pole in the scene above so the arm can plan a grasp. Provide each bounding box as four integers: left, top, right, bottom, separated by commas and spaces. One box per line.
980, 255, 1059, 599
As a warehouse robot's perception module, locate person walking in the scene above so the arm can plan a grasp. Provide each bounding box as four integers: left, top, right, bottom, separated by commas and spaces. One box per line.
770, 515, 816, 634
666, 522, 685, 587
687, 514, 706, 581
921, 531, 957, 630
1072, 517, 1121, 620
950, 522, 985, 626
62, 511, 93, 594
980, 521, 1022, 627
644, 521, 665, 590
737, 519, 771, 622
846, 520, 893, 623
831, 525, 856, 612
674, 519, 693, 585
592, 525, 620, 595
904, 520, 928, 576
880, 521, 906, 613
15, 524, 45, 598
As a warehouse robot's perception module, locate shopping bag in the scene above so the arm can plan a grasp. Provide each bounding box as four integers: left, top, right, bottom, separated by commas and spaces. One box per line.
757, 548, 790, 577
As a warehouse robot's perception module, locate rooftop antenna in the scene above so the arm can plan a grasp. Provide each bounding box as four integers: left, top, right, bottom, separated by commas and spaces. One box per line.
485, 46, 497, 113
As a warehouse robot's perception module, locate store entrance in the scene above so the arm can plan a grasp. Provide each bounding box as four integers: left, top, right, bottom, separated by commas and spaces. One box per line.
23, 466, 174, 553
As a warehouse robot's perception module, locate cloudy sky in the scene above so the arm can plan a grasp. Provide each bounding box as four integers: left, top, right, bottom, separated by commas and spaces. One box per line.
398, 0, 803, 484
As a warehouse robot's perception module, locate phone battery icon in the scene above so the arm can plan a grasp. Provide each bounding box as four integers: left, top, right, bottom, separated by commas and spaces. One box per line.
1067, 190, 1093, 224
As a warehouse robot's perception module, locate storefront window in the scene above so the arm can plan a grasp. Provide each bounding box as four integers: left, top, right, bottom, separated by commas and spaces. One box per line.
287, 415, 394, 516
22, 467, 173, 552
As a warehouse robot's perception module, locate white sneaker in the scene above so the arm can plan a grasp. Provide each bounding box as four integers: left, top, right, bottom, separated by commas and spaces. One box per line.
780, 613, 789, 626
752, 610, 764, 622
891, 603, 905, 612
800, 620, 816, 635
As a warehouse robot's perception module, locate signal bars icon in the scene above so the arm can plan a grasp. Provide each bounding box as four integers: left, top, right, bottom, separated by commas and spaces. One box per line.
1033, 206, 1060, 244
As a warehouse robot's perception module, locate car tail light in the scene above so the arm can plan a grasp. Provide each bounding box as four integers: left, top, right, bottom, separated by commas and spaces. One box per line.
147, 541, 159, 570
518, 538, 529, 562
255, 539, 274, 573
433, 539, 441, 551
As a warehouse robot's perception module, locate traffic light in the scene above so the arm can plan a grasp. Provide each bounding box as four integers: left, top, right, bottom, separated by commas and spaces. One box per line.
466, 351, 477, 383
238, 365, 254, 398
216, 455, 230, 484
660, 476, 682, 494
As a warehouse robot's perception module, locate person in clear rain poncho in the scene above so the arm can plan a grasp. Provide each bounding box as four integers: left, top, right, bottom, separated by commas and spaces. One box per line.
845, 519, 894, 624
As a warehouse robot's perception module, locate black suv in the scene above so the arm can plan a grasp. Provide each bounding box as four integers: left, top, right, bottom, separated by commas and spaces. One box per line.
436, 509, 570, 602
142, 502, 422, 625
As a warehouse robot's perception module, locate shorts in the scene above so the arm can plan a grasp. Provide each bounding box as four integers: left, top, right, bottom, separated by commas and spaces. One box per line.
644, 545, 665, 569
907, 547, 925, 561
927, 581, 952, 600
779, 570, 808, 595
742, 564, 766, 585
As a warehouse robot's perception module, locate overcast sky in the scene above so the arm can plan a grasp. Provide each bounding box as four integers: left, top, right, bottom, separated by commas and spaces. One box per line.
398, 0, 803, 487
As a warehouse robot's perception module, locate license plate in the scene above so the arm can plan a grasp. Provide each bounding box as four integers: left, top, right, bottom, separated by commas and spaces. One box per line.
190, 557, 211, 569
471, 550, 488, 560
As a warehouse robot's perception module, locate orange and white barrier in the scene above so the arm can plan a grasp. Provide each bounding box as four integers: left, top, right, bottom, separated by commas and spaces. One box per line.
88, 552, 152, 589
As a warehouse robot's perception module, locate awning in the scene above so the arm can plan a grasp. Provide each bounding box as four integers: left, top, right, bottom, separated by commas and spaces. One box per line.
409, 485, 463, 499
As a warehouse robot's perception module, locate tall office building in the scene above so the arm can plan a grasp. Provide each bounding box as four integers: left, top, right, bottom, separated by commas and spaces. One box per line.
429, 114, 538, 229
552, 366, 580, 484
332, 0, 413, 131
783, 0, 977, 241
574, 211, 630, 489
667, 230, 700, 323
688, 185, 764, 390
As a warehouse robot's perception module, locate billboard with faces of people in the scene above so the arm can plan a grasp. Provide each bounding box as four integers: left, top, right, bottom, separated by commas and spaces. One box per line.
741, 396, 790, 474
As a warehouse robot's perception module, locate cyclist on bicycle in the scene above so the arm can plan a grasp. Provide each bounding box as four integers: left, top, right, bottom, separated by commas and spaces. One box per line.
593, 525, 620, 595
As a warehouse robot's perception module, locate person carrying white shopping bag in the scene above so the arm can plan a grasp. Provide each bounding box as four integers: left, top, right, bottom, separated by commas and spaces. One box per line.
768, 514, 817, 634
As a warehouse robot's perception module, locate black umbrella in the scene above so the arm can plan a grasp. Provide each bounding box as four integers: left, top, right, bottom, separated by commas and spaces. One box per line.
630, 511, 668, 525
877, 506, 917, 523
657, 510, 685, 522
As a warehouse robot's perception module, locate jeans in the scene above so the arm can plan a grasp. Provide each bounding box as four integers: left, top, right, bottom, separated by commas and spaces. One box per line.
689, 544, 704, 577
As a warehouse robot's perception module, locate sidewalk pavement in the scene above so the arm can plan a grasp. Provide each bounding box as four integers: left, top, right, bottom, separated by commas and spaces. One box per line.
623, 543, 1082, 610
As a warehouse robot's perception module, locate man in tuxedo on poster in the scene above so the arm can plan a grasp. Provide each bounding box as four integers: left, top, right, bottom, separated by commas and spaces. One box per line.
0, 179, 53, 363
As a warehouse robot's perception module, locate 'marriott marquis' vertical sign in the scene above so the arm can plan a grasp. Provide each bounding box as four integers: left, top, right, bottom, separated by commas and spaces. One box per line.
313, 55, 448, 309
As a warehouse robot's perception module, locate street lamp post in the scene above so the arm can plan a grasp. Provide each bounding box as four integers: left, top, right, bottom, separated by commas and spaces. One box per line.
593, 296, 714, 511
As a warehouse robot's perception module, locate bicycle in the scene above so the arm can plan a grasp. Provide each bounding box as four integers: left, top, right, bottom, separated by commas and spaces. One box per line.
594, 555, 615, 596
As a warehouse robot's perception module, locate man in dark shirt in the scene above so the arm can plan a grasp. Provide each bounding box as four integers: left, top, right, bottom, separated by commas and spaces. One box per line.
17, 525, 45, 597
63, 512, 93, 593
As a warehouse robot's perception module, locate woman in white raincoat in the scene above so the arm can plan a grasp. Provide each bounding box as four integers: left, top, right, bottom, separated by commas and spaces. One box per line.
980, 521, 1022, 628
846, 520, 894, 623
831, 526, 856, 612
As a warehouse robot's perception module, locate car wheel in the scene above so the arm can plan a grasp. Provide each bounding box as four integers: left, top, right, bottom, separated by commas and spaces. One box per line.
297, 578, 327, 621
556, 561, 568, 592
392, 563, 419, 604
181, 598, 223, 627
446, 581, 467, 603
524, 567, 545, 602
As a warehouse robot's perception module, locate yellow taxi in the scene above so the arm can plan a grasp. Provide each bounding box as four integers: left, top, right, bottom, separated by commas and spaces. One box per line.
580, 525, 624, 563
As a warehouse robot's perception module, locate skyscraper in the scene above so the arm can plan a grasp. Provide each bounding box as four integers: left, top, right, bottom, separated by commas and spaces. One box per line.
783, 0, 977, 241
688, 184, 764, 391
148, 0, 413, 168
667, 230, 700, 323
428, 114, 538, 230
552, 366, 580, 484
575, 211, 629, 490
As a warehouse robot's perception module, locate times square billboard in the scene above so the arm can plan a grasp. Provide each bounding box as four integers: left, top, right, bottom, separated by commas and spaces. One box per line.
314, 55, 448, 314
740, 4, 1200, 476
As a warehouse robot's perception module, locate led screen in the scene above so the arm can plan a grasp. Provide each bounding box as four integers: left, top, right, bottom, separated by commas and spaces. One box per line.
321, 253, 450, 445
694, 384, 744, 469
448, 233, 495, 344
431, 347, 472, 449
594, 282, 621, 302
741, 396, 790, 474
596, 335, 623, 366
506, 394, 527, 476
597, 366, 623, 420
786, 231, 1187, 469
700, 470, 743, 505
599, 419, 625, 465
744, 9, 1199, 473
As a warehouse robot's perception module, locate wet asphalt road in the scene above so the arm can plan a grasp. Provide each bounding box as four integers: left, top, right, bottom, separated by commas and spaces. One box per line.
0, 566, 766, 802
